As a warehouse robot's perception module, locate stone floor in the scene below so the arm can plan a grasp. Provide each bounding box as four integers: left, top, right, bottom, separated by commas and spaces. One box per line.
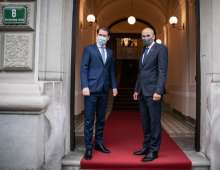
75, 108, 195, 139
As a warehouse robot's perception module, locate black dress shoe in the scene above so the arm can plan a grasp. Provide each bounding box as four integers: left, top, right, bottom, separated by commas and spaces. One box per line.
95, 144, 111, 153
84, 149, 92, 160
133, 148, 148, 155
142, 152, 158, 162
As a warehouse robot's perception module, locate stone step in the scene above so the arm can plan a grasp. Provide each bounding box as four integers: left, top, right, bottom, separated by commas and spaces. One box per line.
113, 88, 138, 111
62, 151, 210, 170
113, 103, 138, 107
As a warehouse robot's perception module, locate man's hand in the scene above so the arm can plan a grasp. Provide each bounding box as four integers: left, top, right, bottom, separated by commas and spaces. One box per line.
82, 87, 90, 96
133, 92, 139, 100
113, 88, 118, 96
153, 93, 161, 101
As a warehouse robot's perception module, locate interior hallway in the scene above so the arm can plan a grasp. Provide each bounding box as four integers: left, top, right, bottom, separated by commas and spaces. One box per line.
74, 107, 195, 151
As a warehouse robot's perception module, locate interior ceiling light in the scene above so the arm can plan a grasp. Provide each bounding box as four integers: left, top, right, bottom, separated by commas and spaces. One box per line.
128, 0, 136, 25
128, 16, 136, 25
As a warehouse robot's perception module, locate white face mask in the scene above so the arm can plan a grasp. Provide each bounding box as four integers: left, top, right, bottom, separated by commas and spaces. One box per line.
97, 36, 108, 47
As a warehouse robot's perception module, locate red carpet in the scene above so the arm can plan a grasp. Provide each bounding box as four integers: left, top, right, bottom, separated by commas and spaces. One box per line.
80, 111, 192, 170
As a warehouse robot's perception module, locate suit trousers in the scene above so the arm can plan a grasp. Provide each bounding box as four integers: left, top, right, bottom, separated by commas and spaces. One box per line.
139, 95, 161, 152
84, 92, 108, 150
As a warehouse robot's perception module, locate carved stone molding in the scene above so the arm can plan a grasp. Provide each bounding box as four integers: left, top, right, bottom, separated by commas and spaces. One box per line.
0, 82, 50, 113
3, 32, 34, 71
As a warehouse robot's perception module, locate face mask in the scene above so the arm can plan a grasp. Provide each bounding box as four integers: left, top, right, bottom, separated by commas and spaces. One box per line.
97, 36, 108, 46
143, 38, 153, 46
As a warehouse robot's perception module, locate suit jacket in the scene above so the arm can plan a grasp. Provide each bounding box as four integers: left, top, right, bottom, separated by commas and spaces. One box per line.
134, 43, 168, 96
80, 44, 117, 93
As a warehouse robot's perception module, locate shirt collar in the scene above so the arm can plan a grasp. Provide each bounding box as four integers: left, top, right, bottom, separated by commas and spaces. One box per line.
146, 41, 155, 49
96, 43, 106, 48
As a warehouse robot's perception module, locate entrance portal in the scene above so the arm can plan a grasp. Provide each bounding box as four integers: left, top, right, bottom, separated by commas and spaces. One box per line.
73, 0, 198, 152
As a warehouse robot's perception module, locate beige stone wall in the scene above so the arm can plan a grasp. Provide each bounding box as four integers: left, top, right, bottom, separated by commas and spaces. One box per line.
164, 0, 196, 119
74, 0, 97, 115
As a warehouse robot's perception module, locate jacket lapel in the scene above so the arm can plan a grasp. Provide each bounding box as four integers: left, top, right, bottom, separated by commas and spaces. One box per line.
105, 49, 111, 65
142, 43, 157, 66
139, 48, 145, 68
147, 43, 156, 58
94, 44, 105, 65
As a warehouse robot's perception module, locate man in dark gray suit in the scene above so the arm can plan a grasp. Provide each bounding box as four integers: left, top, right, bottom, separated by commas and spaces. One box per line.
133, 27, 168, 162
80, 27, 118, 160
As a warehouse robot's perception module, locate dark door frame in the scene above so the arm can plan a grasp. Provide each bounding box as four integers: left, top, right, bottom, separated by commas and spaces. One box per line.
195, 0, 201, 152
70, 0, 77, 151
70, 0, 201, 151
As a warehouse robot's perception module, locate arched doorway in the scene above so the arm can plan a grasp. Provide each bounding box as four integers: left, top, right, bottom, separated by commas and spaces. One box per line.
71, 0, 200, 152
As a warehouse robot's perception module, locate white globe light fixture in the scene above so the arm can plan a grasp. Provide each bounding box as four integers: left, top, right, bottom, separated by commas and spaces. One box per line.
169, 16, 184, 30
128, 16, 136, 25
169, 16, 178, 25
156, 39, 162, 44
87, 14, 96, 23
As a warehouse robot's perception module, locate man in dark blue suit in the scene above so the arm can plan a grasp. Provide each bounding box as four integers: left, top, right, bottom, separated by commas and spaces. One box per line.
133, 27, 168, 161
80, 27, 118, 160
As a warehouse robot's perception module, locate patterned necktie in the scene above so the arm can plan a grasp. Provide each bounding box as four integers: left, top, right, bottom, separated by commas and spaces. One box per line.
142, 47, 149, 64
100, 47, 106, 64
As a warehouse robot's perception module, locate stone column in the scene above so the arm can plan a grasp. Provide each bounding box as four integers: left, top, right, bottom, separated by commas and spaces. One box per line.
200, 0, 220, 170
0, 83, 49, 169
0, 1, 50, 169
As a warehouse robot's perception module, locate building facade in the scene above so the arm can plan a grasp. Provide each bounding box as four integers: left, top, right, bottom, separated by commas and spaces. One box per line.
0, 0, 220, 170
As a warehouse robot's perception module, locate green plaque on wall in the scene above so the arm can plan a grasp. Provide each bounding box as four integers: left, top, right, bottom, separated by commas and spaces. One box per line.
2, 6, 27, 25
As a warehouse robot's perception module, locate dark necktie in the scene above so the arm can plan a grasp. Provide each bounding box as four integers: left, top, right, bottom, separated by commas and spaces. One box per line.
100, 47, 106, 64
142, 47, 149, 65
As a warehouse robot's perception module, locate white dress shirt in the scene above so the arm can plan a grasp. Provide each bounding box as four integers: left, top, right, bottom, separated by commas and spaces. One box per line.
97, 44, 107, 63
142, 41, 155, 64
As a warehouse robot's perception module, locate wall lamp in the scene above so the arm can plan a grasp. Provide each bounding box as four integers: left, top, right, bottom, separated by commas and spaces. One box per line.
169, 16, 184, 30
156, 39, 162, 44
87, 14, 96, 23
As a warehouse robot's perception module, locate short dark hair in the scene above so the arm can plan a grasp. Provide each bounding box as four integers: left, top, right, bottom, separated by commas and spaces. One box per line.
97, 26, 110, 35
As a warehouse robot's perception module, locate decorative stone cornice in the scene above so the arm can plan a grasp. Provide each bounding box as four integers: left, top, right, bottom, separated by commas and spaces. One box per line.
2, 33, 34, 70
0, 83, 50, 114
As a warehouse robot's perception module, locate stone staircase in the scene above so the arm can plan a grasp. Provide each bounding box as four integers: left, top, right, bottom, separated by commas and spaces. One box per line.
113, 88, 138, 111
62, 150, 210, 170
62, 137, 210, 170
